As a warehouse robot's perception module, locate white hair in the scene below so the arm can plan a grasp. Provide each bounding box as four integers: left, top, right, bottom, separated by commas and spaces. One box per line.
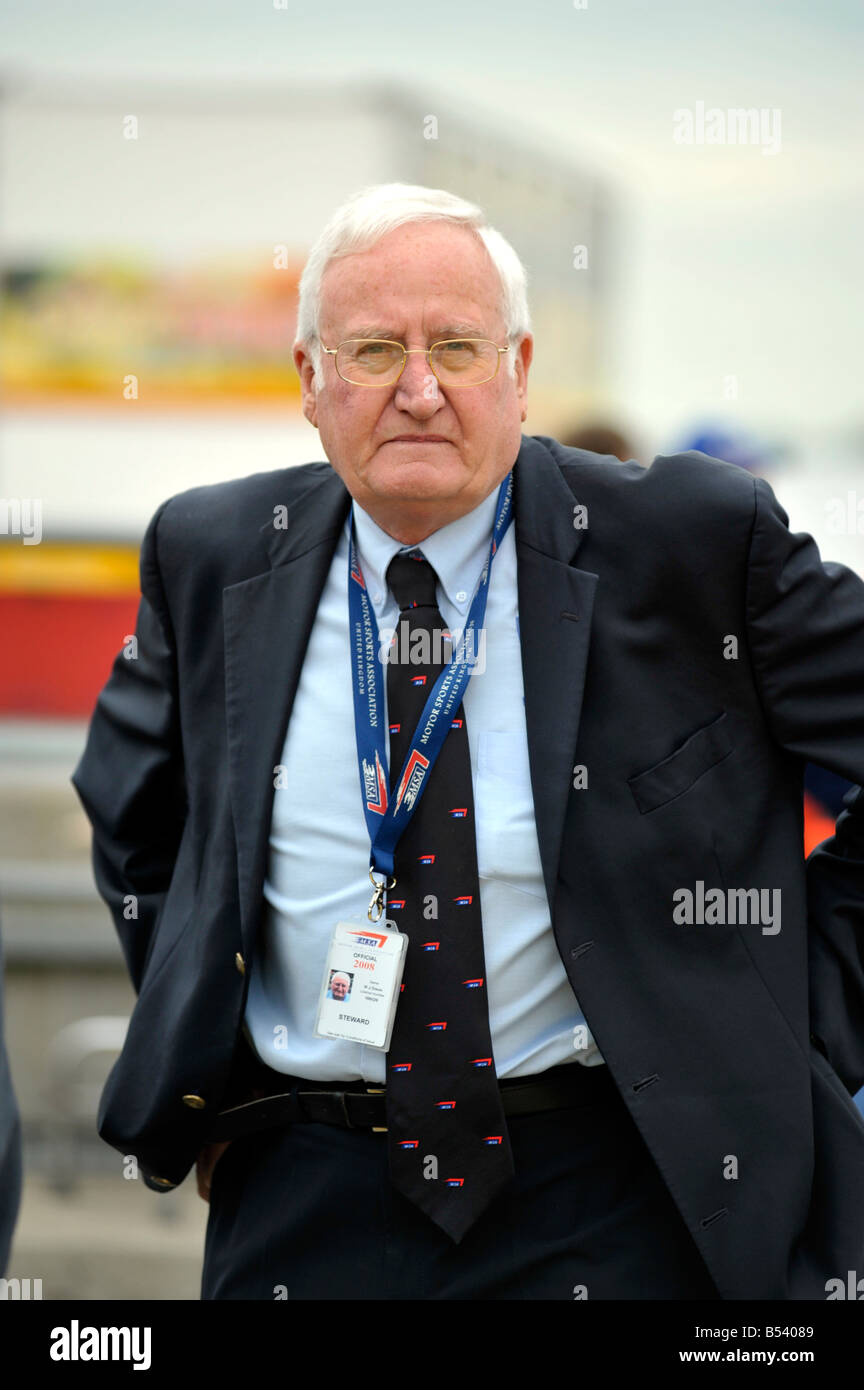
295, 183, 530, 382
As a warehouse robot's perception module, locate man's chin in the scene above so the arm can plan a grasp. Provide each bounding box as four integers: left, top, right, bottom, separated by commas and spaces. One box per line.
365, 449, 467, 498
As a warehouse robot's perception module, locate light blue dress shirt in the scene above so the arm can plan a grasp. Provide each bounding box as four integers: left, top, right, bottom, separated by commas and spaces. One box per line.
244, 480, 604, 1081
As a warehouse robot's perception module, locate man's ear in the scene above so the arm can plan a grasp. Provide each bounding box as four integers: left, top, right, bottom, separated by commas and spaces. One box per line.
294, 341, 320, 429
514, 333, 533, 420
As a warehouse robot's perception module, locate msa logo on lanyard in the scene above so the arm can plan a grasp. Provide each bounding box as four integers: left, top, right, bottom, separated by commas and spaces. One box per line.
361, 753, 388, 816
394, 750, 431, 813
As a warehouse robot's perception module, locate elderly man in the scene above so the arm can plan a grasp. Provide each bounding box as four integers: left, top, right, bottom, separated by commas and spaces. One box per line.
72, 183, 864, 1302
326, 973, 351, 1002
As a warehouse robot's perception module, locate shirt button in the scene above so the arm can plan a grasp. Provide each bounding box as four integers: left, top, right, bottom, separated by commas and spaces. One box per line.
456, 590, 467, 602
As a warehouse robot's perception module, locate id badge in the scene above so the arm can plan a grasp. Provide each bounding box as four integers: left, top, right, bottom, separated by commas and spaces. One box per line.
314, 920, 408, 1050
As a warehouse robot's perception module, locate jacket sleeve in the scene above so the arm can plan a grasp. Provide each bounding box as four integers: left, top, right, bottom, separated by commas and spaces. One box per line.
744, 474, 864, 1093
71, 500, 187, 995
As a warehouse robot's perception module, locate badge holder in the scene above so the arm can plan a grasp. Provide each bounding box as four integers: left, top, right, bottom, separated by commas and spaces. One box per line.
314, 871, 408, 1051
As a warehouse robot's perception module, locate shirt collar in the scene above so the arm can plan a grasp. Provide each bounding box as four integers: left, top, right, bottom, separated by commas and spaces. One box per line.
350, 484, 502, 617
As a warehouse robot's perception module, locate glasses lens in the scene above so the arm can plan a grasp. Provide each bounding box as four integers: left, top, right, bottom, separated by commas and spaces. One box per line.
431, 340, 498, 385
336, 340, 404, 385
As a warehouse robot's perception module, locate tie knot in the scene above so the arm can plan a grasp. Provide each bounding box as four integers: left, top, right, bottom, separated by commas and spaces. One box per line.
386, 549, 440, 612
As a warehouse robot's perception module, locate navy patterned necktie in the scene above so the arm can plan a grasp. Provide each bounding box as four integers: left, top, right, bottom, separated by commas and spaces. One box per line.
383, 548, 515, 1242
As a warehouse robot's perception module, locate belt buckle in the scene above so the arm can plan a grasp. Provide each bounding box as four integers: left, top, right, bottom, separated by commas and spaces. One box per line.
365, 1084, 387, 1132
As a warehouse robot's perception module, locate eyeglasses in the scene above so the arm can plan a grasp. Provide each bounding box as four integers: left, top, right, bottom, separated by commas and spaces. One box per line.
321, 338, 510, 388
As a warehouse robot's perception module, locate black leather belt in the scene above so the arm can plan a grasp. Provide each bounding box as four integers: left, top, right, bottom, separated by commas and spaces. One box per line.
210, 1061, 614, 1142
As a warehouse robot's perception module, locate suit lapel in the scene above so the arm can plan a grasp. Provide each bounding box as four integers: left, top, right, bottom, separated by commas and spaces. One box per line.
223, 467, 350, 952
511, 437, 598, 916
223, 439, 598, 950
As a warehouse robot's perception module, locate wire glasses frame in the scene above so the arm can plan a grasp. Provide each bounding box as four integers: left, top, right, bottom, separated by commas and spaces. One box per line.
320, 337, 510, 388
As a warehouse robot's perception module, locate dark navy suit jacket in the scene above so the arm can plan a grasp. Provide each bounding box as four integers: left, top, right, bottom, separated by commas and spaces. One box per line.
71, 435, 864, 1299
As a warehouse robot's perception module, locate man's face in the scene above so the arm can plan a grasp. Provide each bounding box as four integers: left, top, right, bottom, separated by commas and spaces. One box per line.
331, 975, 349, 1000
294, 221, 533, 529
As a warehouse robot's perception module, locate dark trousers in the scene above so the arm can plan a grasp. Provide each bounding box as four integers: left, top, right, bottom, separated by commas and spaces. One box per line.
201, 1052, 720, 1301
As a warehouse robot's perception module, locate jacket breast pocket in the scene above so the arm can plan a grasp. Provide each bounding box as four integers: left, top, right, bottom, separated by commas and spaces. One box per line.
627, 710, 733, 814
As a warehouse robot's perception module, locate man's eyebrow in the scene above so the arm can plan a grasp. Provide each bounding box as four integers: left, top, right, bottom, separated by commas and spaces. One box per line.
340, 323, 487, 341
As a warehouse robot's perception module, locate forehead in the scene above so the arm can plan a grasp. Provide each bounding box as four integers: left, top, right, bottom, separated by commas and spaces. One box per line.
319, 221, 503, 336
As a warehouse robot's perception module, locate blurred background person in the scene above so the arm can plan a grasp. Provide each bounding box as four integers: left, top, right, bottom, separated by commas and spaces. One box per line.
0, 920, 23, 1276
559, 421, 639, 463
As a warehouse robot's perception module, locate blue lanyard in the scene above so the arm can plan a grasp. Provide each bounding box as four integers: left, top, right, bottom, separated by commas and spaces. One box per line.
348, 472, 514, 885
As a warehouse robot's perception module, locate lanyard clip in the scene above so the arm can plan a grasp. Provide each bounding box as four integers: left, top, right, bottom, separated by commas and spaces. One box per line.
368, 866, 396, 922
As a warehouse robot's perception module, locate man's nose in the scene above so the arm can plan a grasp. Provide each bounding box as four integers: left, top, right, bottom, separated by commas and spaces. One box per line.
392, 351, 443, 416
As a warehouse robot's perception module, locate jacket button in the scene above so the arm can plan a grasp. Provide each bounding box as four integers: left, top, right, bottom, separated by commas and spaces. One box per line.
150, 1176, 176, 1188
235, 953, 246, 976
182, 1094, 207, 1109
